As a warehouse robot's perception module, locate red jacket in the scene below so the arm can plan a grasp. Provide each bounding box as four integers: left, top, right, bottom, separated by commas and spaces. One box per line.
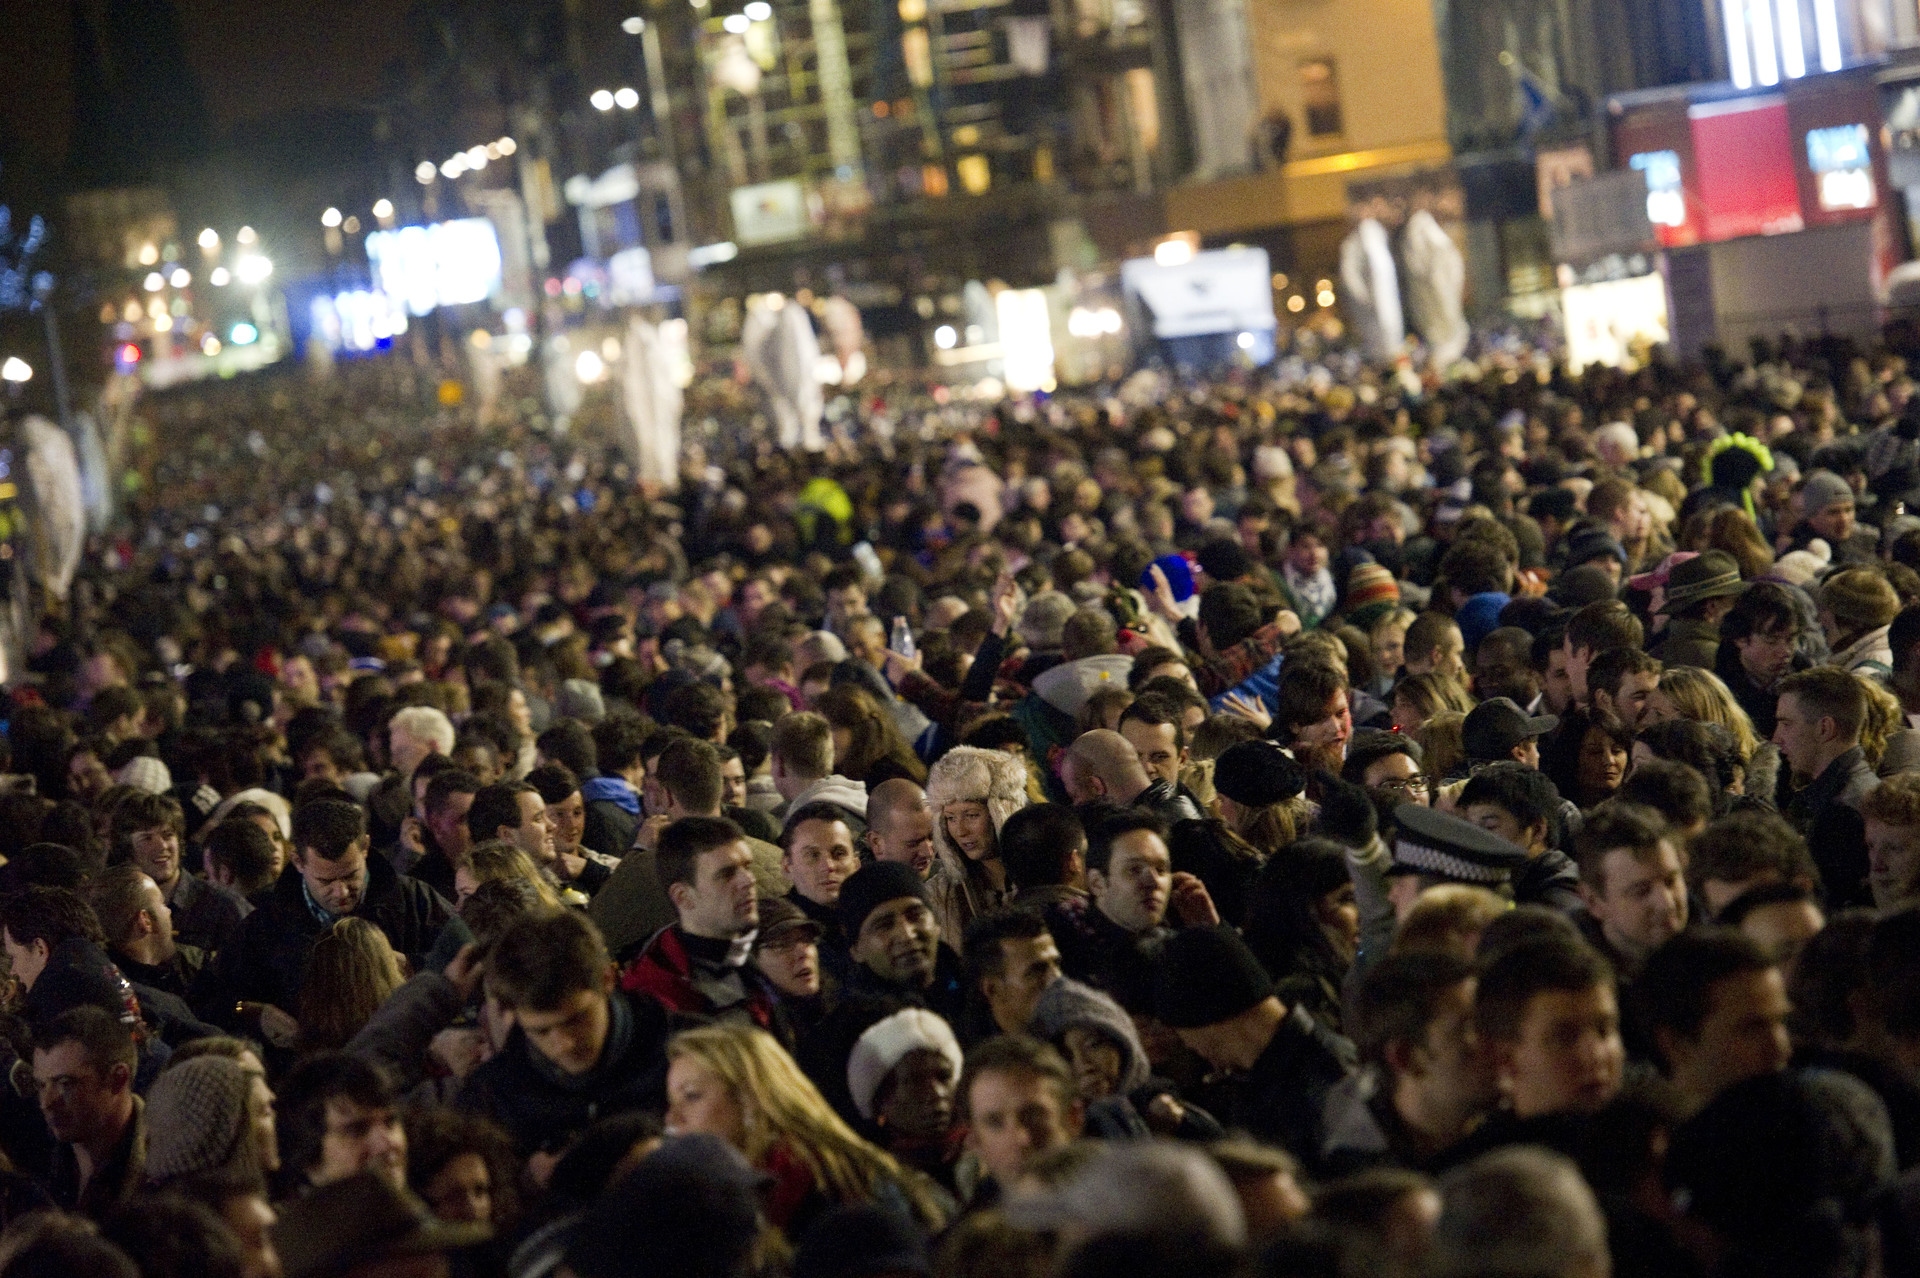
620, 926, 776, 1029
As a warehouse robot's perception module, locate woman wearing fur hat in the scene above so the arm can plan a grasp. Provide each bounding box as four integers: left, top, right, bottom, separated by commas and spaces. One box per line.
922, 746, 1029, 946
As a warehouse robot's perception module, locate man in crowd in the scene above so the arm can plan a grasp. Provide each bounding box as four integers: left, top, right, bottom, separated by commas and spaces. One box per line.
1717, 582, 1808, 737
1459, 698, 1557, 770
1584, 649, 1661, 730
771, 712, 868, 829
838, 861, 967, 1025
959, 1036, 1085, 1198
965, 909, 1063, 1037
1773, 666, 1878, 905
458, 908, 667, 1155
210, 798, 452, 1021
110, 792, 245, 954
1457, 764, 1582, 912
277, 1052, 409, 1191
1474, 936, 1625, 1123
527, 761, 616, 897
1862, 773, 1920, 913
1573, 803, 1689, 980
407, 768, 480, 901
1321, 951, 1498, 1173
1153, 924, 1355, 1160
866, 777, 937, 878
33, 1007, 144, 1216
1636, 928, 1792, 1117
781, 800, 864, 982
1560, 601, 1645, 711
621, 816, 777, 1027
1059, 731, 1201, 823
1650, 550, 1748, 670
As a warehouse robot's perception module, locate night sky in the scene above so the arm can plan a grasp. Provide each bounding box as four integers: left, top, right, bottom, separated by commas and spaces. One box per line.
0, 0, 404, 175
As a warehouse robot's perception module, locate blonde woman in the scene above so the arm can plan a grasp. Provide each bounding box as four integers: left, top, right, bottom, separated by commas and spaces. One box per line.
455, 840, 563, 908
295, 918, 408, 1053
1641, 666, 1779, 799
923, 746, 1028, 944
1417, 711, 1469, 810
665, 1023, 949, 1235
1857, 676, 1920, 777
1390, 673, 1474, 734
1371, 607, 1418, 683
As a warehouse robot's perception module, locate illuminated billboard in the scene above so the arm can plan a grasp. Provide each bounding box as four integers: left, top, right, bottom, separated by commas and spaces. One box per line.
365, 219, 503, 316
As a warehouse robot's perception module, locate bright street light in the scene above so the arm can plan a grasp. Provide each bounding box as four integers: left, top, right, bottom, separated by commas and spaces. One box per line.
198, 228, 219, 250
614, 86, 640, 109
372, 198, 394, 219
237, 226, 257, 244
1, 358, 31, 384
465, 145, 489, 169
235, 256, 272, 285
415, 161, 437, 184
210, 267, 231, 286
230, 323, 259, 346
745, 2, 772, 19
591, 89, 616, 111
934, 325, 957, 350
441, 155, 467, 178
321, 207, 343, 228
497, 137, 517, 155
622, 15, 646, 31
169, 268, 190, 287
723, 12, 749, 31
144, 272, 164, 292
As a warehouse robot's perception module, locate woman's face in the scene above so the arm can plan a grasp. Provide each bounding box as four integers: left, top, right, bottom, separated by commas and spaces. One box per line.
1062, 1025, 1125, 1101
943, 800, 995, 862
831, 726, 854, 766
454, 866, 480, 905
1577, 727, 1629, 798
1375, 625, 1408, 675
665, 1056, 749, 1150
248, 1075, 280, 1172
424, 1151, 493, 1225
1640, 687, 1680, 727
1315, 882, 1361, 966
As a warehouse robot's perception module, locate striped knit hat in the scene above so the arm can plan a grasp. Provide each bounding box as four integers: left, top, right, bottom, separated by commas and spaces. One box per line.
1346, 562, 1400, 611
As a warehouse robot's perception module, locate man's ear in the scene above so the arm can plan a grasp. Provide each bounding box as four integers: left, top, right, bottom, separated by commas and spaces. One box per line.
666, 879, 694, 914
1820, 714, 1842, 743
1086, 869, 1107, 899
1383, 1037, 1419, 1080
1525, 819, 1550, 852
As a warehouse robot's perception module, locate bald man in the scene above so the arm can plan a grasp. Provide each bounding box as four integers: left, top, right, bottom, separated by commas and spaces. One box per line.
1060, 730, 1202, 823
867, 778, 937, 878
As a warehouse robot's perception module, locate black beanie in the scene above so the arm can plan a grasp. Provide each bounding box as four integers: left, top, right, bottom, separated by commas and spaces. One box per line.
837, 862, 931, 940
1212, 741, 1307, 809
1153, 925, 1275, 1028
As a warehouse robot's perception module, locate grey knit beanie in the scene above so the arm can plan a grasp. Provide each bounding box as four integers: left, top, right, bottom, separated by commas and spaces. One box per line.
1800, 470, 1855, 517
145, 1055, 255, 1184
1028, 978, 1151, 1093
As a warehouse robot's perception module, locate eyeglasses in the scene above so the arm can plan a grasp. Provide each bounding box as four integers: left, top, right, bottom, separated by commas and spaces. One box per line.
1374, 773, 1430, 795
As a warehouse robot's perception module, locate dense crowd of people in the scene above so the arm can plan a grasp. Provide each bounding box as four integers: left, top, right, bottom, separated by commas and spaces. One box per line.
3, 332, 1920, 1278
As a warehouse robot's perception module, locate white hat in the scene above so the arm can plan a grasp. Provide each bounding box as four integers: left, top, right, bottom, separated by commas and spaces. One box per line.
845, 1009, 963, 1121
115, 756, 172, 795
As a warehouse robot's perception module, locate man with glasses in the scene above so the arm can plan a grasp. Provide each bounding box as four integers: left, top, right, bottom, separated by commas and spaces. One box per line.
1343, 730, 1430, 809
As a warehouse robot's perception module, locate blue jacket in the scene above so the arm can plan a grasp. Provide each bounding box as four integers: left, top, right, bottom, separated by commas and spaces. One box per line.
1210, 653, 1283, 715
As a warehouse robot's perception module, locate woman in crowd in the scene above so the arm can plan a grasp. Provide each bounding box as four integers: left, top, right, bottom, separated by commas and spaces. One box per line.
814, 684, 926, 786
295, 917, 409, 1054
662, 1023, 948, 1236
1542, 707, 1633, 810
1241, 838, 1361, 1033
922, 745, 1027, 944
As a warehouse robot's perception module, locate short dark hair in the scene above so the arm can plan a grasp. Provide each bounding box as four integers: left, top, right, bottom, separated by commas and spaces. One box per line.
1273, 661, 1346, 741
999, 804, 1086, 890
782, 800, 854, 849
1475, 937, 1615, 1044
1083, 806, 1167, 877
34, 1004, 136, 1073
962, 909, 1050, 986
1716, 880, 1821, 928
525, 762, 582, 807
1342, 733, 1422, 786
1405, 612, 1460, 665
593, 714, 652, 774
657, 738, 724, 815
87, 864, 156, 949
1572, 802, 1672, 891
1117, 694, 1188, 751
1634, 928, 1775, 1065
1687, 811, 1817, 902
1128, 647, 1188, 691
110, 792, 185, 864
1351, 950, 1476, 1069
467, 781, 536, 843
276, 1052, 397, 1181
1776, 667, 1868, 741
203, 819, 279, 895
959, 1034, 1076, 1119
1586, 648, 1661, 707
1440, 540, 1513, 598
487, 908, 612, 1011
291, 799, 366, 862
1199, 584, 1265, 651
424, 768, 483, 819
1459, 764, 1561, 840
0, 885, 105, 950
1565, 600, 1644, 658
536, 721, 598, 778
1616, 759, 1715, 831
656, 816, 746, 890
1721, 581, 1801, 644
660, 683, 729, 741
